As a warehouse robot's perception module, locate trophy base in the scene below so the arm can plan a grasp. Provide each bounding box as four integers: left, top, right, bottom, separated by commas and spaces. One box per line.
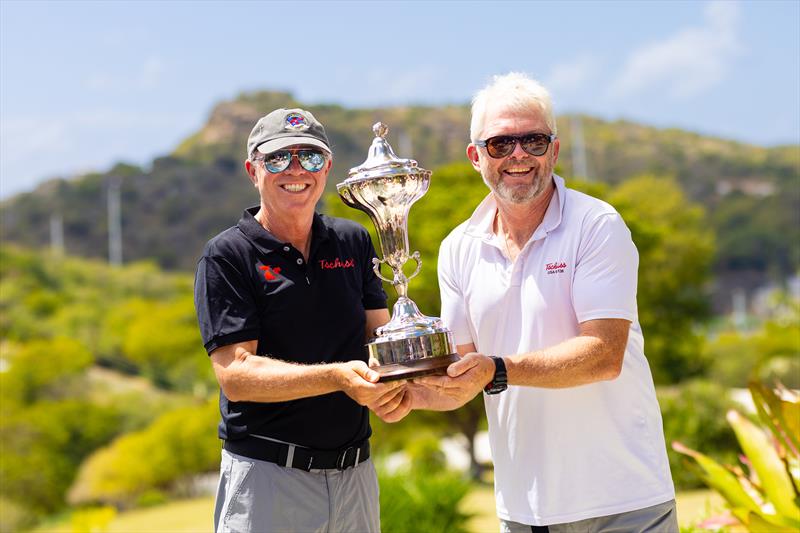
376, 352, 460, 382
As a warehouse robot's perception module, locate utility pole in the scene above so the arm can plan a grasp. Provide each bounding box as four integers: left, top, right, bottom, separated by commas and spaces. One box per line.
570, 115, 589, 181
49, 213, 64, 255
107, 176, 122, 266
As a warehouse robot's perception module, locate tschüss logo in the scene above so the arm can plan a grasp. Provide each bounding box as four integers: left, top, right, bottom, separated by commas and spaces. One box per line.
259, 265, 282, 280
318, 257, 355, 270
545, 261, 567, 274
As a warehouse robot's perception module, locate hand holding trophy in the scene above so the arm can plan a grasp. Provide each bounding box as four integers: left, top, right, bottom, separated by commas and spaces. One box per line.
337, 123, 458, 381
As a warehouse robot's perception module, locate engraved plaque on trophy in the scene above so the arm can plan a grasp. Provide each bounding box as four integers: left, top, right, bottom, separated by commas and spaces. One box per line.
337, 123, 459, 381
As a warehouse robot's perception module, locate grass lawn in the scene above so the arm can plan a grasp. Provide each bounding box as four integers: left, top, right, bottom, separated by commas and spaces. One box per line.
32, 497, 215, 533
33, 486, 726, 533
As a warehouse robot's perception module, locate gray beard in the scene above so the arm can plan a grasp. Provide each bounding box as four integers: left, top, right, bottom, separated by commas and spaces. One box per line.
483, 172, 547, 204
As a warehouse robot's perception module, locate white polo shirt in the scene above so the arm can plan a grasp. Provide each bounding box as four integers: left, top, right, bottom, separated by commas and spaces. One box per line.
438, 175, 674, 526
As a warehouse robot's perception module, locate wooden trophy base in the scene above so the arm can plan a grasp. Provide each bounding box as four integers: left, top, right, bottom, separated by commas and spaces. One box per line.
376, 352, 460, 382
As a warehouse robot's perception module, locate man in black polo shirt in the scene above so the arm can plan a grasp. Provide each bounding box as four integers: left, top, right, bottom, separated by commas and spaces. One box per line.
194, 108, 405, 532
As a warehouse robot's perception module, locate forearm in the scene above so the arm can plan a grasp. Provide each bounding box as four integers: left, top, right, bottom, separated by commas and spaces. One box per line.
219, 352, 345, 402
506, 328, 625, 388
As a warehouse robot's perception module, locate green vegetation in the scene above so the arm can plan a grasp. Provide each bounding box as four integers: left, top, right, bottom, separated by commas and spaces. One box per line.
68, 399, 219, 508
378, 441, 473, 533
659, 381, 740, 490
0, 247, 209, 530
705, 298, 800, 389
673, 382, 800, 531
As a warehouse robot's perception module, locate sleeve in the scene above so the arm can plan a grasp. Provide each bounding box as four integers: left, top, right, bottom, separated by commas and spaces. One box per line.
572, 212, 639, 323
194, 255, 261, 354
360, 230, 388, 310
437, 236, 474, 346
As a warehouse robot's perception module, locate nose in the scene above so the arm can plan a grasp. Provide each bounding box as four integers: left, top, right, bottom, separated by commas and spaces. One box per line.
509, 139, 529, 159
283, 155, 305, 175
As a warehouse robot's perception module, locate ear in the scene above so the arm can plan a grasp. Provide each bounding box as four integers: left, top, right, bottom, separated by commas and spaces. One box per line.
245, 159, 258, 186
466, 144, 481, 172
551, 138, 560, 166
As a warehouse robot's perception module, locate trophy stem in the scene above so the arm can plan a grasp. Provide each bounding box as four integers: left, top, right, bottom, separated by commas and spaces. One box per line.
394, 281, 407, 298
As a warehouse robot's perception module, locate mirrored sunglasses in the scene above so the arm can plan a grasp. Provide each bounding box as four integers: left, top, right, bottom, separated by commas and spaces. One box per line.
474, 133, 557, 158
260, 149, 327, 173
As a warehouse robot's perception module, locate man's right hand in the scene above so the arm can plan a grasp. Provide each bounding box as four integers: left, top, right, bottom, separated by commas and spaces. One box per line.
337, 360, 405, 406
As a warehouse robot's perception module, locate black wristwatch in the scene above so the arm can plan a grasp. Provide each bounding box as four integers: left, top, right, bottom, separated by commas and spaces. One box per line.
484, 356, 508, 395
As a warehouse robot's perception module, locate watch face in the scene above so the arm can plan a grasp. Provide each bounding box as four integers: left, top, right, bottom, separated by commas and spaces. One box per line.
485, 382, 508, 395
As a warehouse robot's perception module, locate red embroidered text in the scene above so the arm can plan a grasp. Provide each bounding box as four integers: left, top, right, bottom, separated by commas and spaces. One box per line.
319, 258, 355, 270
545, 262, 567, 274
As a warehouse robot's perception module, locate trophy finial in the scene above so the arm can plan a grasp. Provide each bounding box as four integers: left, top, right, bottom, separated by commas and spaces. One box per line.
373, 122, 388, 138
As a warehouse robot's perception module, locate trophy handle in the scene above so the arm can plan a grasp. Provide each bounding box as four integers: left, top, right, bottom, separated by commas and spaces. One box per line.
372, 252, 422, 299
406, 251, 422, 281
372, 257, 394, 284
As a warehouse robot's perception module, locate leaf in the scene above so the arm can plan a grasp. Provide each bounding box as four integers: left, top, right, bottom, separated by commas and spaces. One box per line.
750, 381, 800, 457
727, 410, 800, 526
672, 441, 762, 515
732, 508, 800, 533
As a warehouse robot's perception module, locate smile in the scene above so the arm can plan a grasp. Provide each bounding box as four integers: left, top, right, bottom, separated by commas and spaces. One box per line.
503, 167, 534, 176
281, 183, 309, 192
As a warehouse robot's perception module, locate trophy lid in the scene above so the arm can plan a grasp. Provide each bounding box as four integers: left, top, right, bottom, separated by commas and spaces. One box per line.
345, 122, 430, 182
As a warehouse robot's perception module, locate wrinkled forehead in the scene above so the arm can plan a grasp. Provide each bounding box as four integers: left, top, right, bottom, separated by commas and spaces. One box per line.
480, 102, 550, 138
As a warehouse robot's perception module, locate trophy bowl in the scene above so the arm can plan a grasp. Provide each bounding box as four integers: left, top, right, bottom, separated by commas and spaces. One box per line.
337, 123, 458, 381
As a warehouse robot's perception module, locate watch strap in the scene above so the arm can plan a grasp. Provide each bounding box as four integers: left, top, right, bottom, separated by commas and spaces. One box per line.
484, 356, 508, 394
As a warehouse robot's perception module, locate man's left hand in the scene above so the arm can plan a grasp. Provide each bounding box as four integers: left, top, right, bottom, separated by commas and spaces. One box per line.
414, 352, 495, 408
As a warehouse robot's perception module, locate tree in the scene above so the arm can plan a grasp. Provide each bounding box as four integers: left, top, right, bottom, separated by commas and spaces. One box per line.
604, 175, 715, 383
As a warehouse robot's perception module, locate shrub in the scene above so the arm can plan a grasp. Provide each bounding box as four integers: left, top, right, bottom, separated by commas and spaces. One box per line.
658, 380, 740, 490
68, 399, 219, 507
673, 382, 800, 531
379, 468, 472, 533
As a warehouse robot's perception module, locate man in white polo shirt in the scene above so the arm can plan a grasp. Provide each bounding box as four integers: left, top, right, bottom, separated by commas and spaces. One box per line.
397, 73, 677, 532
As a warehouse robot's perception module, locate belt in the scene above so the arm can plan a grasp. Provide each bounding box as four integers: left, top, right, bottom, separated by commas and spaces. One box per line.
223, 435, 370, 472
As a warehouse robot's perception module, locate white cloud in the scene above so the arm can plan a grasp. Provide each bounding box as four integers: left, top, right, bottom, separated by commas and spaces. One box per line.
609, 0, 742, 99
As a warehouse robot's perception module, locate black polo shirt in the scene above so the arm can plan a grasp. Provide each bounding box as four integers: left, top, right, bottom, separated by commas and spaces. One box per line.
194, 207, 387, 450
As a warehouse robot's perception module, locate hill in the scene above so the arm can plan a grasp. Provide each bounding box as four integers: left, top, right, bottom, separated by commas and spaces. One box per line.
1, 91, 797, 309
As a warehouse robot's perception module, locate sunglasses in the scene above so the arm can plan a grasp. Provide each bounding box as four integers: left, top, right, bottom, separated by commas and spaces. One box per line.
474, 132, 557, 158
258, 149, 327, 173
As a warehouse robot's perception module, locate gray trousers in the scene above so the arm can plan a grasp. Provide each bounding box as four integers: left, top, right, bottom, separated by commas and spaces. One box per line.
500, 499, 678, 533
215, 449, 380, 533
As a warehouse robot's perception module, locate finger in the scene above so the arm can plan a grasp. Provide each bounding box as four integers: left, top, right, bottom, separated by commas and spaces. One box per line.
368, 357, 381, 368
447, 354, 481, 378
379, 386, 406, 404
379, 392, 412, 423
378, 389, 406, 412
351, 361, 380, 383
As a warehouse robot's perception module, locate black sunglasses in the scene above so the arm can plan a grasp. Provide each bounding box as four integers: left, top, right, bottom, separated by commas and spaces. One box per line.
474, 132, 557, 158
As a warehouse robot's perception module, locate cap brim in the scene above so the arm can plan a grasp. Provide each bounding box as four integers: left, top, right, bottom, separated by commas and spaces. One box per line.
256, 137, 331, 155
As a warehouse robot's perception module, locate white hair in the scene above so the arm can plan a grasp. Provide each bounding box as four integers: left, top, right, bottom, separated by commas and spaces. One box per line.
470, 72, 557, 141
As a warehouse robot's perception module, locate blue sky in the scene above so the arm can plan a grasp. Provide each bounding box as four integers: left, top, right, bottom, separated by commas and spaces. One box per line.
1, 0, 798, 198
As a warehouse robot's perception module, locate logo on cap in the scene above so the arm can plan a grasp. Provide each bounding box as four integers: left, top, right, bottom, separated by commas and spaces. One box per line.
285, 113, 308, 131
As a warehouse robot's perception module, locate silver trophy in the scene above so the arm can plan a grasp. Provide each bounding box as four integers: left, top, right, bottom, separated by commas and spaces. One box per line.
337, 123, 458, 381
